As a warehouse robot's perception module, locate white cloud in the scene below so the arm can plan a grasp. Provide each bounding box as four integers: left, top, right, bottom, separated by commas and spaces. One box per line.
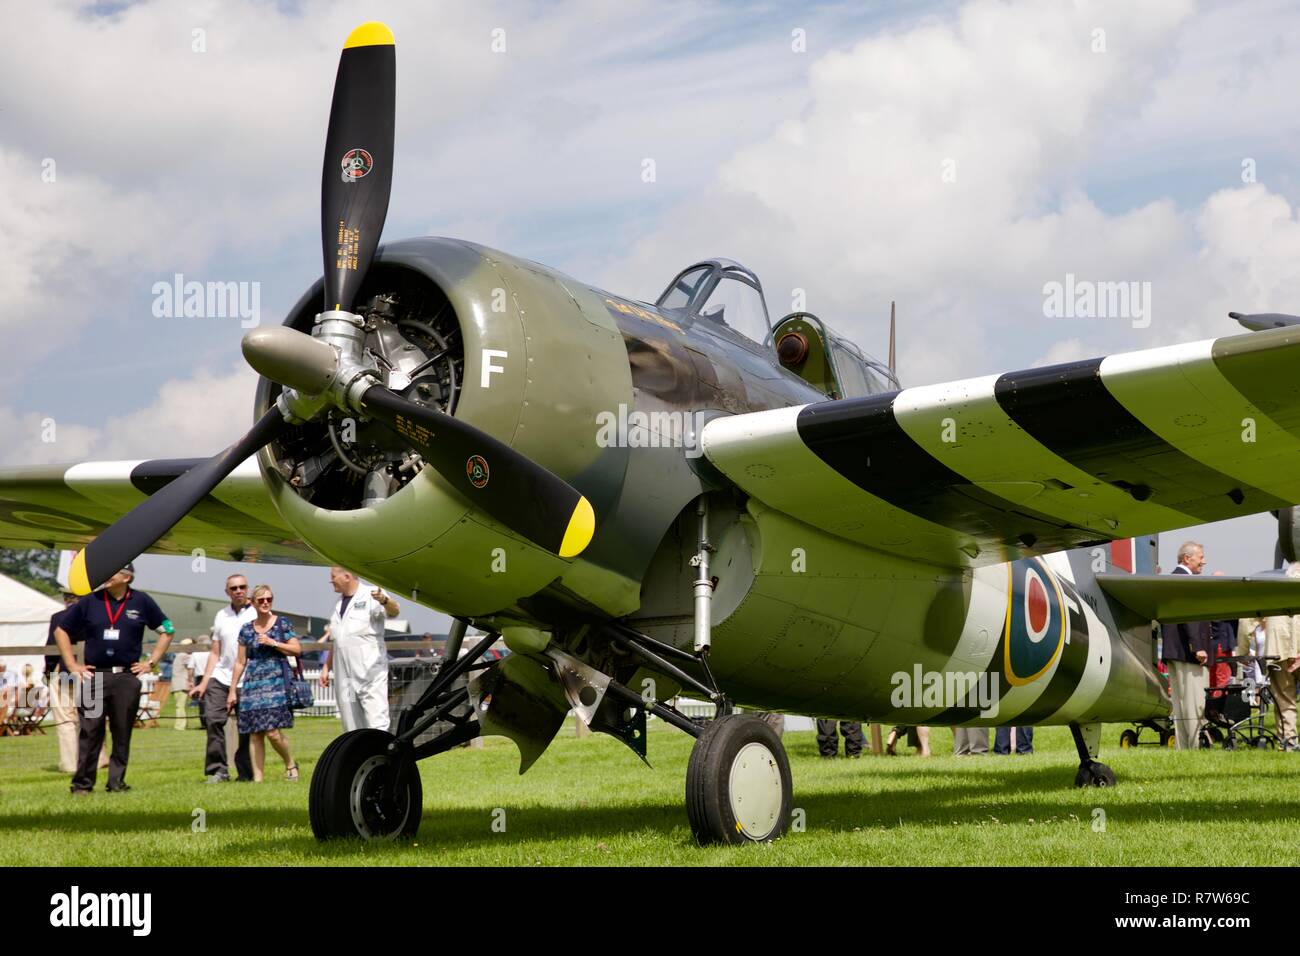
1031, 337, 1098, 368
597, 0, 1300, 387
3, 362, 256, 466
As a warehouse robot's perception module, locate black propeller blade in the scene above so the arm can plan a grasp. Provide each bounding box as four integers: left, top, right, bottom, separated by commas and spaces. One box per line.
360, 386, 594, 558
68, 408, 286, 594
321, 22, 395, 314
1229, 311, 1300, 331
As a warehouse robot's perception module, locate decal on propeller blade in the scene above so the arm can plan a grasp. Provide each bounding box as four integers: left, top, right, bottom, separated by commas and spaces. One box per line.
1003, 557, 1067, 686
467, 455, 490, 489
340, 148, 373, 181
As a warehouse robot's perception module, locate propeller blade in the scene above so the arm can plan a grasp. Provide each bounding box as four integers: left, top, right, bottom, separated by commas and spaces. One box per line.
360, 386, 595, 558
67, 409, 287, 595
1229, 311, 1300, 331
322, 22, 395, 313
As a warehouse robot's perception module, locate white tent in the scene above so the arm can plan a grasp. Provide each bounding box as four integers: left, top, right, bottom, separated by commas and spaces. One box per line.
0, 573, 63, 682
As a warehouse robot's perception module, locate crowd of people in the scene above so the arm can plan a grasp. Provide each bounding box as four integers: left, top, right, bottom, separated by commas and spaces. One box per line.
26, 564, 399, 794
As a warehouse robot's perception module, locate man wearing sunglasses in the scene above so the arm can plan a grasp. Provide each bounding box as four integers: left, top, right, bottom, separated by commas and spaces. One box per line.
191, 574, 256, 782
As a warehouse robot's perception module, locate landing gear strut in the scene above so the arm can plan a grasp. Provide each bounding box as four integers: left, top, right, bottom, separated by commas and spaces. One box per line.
1070, 721, 1116, 788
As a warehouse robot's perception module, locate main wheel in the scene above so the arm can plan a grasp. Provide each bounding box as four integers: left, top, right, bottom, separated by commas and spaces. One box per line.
686, 714, 792, 846
1119, 729, 1138, 748
1074, 760, 1117, 788
310, 729, 423, 841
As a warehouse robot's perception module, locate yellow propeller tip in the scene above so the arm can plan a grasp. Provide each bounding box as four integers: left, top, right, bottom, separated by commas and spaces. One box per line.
558, 497, 595, 559
344, 21, 395, 49
69, 551, 92, 596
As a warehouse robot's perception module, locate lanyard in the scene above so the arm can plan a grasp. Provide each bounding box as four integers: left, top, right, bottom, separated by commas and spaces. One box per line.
103, 590, 130, 628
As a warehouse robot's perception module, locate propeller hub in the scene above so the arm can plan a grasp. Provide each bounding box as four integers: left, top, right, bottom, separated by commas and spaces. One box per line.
242, 326, 340, 395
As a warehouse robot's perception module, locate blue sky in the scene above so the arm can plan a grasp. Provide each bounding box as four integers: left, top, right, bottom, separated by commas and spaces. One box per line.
7, 0, 1300, 621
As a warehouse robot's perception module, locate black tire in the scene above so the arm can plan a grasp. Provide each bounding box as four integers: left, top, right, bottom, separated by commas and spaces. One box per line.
308, 732, 347, 838
686, 714, 792, 846
309, 729, 422, 841
1074, 760, 1117, 788
1162, 731, 1176, 748
1119, 729, 1138, 749
1253, 736, 1275, 750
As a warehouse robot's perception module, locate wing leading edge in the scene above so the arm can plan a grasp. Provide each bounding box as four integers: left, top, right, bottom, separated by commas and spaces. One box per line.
0, 457, 317, 566
701, 325, 1300, 569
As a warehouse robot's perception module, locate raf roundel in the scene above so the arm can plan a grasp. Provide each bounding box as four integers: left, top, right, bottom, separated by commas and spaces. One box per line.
1024, 568, 1051, 643
466, 455, 490, 489
340, 148, 374, 181
1003, 557, 1068, 686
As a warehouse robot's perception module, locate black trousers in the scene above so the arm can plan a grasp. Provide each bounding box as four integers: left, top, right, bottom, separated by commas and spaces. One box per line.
73, 671, 140, 792
816, 719, 864, 756
203, 681, 252, 780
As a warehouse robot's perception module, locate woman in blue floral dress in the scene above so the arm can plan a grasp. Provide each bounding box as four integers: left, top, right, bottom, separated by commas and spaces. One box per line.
228, 585, 301, 782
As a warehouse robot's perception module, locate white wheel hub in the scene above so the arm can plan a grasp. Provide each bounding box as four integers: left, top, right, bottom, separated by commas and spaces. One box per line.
728, 741, 783, 840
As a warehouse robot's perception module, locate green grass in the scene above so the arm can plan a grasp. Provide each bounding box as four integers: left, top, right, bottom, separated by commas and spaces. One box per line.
2, 718, 1298, 865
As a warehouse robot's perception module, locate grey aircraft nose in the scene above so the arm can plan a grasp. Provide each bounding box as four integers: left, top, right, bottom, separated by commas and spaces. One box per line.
242, 325, 339, 395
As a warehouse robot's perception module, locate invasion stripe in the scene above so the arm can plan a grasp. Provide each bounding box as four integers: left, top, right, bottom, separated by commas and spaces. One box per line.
892, 374, 1200, 536
1101, 340, 1300, 504
797, 393, 1104, 550
993, 358, 1288, 521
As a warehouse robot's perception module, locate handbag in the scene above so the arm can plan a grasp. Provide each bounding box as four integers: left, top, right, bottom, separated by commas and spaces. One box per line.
282, 655, 314, 710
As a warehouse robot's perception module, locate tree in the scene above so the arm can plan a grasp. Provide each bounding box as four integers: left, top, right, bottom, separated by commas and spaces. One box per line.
0, 548, 60, 596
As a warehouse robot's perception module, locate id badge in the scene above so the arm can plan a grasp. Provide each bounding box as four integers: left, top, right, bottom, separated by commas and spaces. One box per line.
103, 628, 120, 641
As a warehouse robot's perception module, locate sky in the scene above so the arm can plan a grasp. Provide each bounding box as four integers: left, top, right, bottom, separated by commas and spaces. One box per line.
5, 0, 1300, 622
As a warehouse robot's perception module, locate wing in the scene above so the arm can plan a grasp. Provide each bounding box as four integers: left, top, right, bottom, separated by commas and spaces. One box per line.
0, 457, 317, 565
1096, 573, 1300, 624
701, 325, 1300, 568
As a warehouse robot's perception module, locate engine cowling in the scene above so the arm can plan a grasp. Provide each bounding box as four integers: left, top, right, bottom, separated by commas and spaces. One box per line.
252, 237, 636, 618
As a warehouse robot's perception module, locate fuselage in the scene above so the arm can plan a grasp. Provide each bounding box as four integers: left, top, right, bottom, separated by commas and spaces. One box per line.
253, 237, 1170, 726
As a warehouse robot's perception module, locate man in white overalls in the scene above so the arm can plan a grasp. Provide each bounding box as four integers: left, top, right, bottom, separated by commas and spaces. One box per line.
320, 568, 400, 732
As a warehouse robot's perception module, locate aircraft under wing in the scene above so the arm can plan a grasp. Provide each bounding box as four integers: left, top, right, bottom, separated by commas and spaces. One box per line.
0, 457, 318, 566
1096, 573, 1300, 624
701, 325, 1300, 569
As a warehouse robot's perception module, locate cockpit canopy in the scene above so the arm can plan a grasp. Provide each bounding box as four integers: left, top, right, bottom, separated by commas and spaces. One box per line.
656, 259, 772, 347
656, 259, 898, 400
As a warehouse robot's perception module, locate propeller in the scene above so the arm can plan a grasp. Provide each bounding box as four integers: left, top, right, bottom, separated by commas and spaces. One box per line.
241, 327, 595, 558
67, 21, 595, 595
1229, 311, 1300, 331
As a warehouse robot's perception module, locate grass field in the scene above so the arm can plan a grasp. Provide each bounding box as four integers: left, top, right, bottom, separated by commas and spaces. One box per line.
2, 718, 1298, 865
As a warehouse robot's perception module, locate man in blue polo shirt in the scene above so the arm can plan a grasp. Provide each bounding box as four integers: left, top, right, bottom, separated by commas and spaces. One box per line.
53, 562, 174, 794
